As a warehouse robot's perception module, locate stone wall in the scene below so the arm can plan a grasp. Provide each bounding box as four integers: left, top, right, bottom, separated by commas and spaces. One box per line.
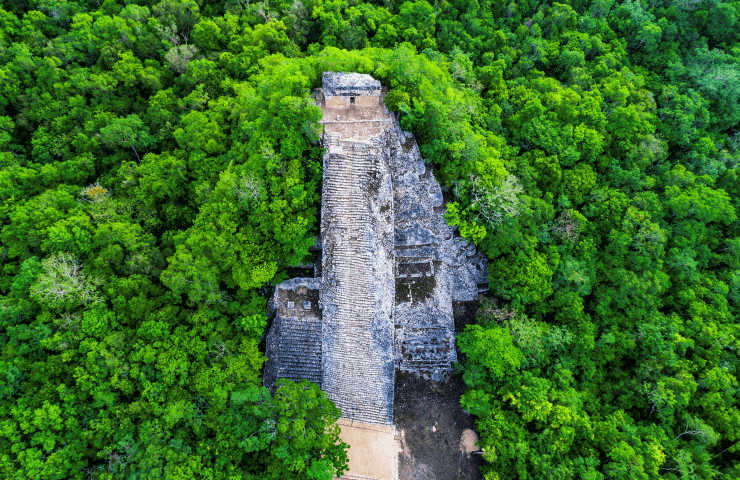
386, 117, 489, 381
385, 126, 456, 381
326, 94, 381, 108
323, 72, 382, 109
322, 71, 382, 97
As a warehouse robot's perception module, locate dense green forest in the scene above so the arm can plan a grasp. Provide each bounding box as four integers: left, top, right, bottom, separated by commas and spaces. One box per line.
0, 0, 739, 477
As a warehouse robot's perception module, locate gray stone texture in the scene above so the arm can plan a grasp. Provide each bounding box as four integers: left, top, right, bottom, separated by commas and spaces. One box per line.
263, 73, 489, 424
322, 71, 382, 97
320, 133, 396, 426
263, 278, 322, 393
388, 125, 488, 381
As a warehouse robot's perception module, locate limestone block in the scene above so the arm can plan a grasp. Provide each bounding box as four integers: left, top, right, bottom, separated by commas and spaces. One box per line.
320, 132, 396, 426
323, 72, 381, 97
263, 278, 323, 393
473, 255, 490, 284
356, 95, 380, 106
394, 224, 441, 246
326, 96, 350, 108
395, 199, 426, 222
426, 182, 444, 207
448, 264, 479, 302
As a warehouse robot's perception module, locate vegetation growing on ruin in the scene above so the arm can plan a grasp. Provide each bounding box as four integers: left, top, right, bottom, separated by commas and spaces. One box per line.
0, 0, 739, 478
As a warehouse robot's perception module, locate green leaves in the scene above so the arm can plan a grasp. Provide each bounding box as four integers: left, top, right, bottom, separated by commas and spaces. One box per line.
0, 1, 738, 479
444, 7, 740, 478
239, 313, 268, 339
220, 380, 348, 479
394, 1, 436, 50
458, 323, 523, 384
269, 379, 348, 477
100, 115, 156, 163
684, 47, 740, 131
445, 201, 487, 243
0, 362, 25, 399
490, 250, 555, 308
664, 166, 736, 225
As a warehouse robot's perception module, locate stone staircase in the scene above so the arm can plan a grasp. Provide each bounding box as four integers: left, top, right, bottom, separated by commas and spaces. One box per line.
396, 325, 455, 379
321, 143, 394, 426
275, 316, 322, 385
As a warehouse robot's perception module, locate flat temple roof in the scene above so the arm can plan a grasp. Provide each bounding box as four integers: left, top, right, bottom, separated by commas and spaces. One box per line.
323, 71, 381, 95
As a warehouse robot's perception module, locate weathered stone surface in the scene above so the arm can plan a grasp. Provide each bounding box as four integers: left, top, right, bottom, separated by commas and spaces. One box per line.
323, 71, 382, 96
387, 128, 456, 381
263, 278, 322, 394
323, 72, 382, 108
320, 133, 396, 427
263, 73, 490, 426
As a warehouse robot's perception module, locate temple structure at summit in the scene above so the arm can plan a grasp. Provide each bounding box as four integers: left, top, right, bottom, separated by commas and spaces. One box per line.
263, 72, 489, 431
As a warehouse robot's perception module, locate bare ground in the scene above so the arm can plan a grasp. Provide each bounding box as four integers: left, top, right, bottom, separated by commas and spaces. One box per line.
393, 300, 484, 480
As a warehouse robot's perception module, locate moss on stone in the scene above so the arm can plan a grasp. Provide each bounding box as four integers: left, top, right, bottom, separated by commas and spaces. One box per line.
396, 281, 411, 303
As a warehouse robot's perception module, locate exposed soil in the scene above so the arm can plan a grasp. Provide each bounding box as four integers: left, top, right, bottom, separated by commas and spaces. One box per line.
393, 300, 483, 480
394, 372, 483, 480
452, 300, 480, 337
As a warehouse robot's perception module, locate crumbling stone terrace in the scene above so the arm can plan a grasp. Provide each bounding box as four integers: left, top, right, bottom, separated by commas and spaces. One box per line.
264, 72, 489, 427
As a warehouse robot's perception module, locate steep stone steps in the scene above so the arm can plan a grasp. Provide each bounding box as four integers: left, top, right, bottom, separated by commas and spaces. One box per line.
321, 146, 395, 426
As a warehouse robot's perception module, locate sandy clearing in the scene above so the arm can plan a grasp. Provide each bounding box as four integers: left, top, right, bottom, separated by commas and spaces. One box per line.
335, 420, 397, 480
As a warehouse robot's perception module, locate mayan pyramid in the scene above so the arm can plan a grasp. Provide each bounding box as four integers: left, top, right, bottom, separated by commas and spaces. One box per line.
263, 72, 489, 426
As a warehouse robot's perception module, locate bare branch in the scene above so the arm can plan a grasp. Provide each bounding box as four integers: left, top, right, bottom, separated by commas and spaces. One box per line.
468, 174, 524, 227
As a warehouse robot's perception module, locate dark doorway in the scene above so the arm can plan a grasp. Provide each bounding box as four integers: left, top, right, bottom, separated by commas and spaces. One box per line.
350, 96, 356, 104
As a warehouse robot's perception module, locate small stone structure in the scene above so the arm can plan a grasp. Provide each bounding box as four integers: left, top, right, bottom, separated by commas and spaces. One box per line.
264, 73, 488, 428
262, 278, 322, 390
323, 71, 382, 108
